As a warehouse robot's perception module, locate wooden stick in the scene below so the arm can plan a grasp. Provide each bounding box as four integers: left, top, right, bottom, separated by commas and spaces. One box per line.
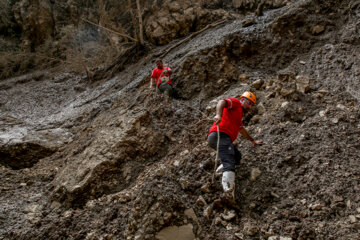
81, 18, 138, 42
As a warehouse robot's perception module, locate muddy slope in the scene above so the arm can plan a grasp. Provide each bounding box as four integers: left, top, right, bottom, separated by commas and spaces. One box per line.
1, 0, 360, 240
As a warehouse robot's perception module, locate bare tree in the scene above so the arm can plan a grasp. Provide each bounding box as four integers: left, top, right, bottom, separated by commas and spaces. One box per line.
136, 0, 144, 45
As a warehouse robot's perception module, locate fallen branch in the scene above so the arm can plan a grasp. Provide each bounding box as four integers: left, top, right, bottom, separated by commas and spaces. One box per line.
157, 18, 229, 58
81, 18, 138, 42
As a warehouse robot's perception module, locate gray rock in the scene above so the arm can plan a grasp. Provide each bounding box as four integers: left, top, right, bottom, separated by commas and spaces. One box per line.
250, 168, 262, 181
252, 79, 264, 89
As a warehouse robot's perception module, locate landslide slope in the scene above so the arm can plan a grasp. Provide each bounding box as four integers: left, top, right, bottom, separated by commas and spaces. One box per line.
1, 0, 360, 240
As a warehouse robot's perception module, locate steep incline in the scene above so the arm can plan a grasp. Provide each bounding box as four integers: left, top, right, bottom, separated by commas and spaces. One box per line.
0, 0, 360, 239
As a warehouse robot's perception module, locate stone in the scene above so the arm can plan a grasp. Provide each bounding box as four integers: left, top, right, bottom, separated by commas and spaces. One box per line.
309, 203, 323, 211
252, 79, 264, 89
203, 205, 213, 220
311, 25, 325, 35
196, 196, 207, 206
243, 222, 259, 236
257, 103, 266, 115
349, 215, 357, 223
268, 237, 292, 240
200, 183, 211, 193
242, 18, 255, 28
238, 73, 249, 82
221, 210, 236, 221
235, 232, 244, 239
281, 102, 289, 108
155, 224, 195, 240
250, 168, 262, 181
50, 201, 61, 209
296, 75, 311, 93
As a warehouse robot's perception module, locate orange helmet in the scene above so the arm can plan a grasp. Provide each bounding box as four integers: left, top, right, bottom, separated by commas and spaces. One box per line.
240, 91, 256, 104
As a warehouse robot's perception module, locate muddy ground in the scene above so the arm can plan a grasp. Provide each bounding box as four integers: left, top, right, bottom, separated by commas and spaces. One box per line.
0, 0, 360, 239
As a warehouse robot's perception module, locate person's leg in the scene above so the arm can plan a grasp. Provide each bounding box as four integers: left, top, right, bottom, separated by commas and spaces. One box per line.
234, 146, 242, 166
159, 83, 173, 96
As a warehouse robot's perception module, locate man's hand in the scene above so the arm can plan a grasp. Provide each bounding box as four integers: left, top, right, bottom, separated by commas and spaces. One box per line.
251, 140, 263, 147
214, 114, 221, 125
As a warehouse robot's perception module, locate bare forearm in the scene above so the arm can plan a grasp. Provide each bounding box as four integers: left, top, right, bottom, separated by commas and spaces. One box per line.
239, 128, 254, 142
216, 100, 226, 117
150, 77, 156, 87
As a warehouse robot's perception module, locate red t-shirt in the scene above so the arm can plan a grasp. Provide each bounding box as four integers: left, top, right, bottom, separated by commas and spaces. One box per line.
151, 67, 172, 87
208, 98, 244, 142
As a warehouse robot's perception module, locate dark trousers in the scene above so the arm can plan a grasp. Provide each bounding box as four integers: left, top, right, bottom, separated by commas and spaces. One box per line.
207, 131, 241, 172
158, 83, 173, 97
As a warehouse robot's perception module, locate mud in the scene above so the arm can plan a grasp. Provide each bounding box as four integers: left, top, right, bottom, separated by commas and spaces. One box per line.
1, 0, 360, 240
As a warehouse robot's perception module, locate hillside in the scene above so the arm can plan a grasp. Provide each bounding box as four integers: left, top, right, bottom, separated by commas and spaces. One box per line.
0, 0, 359, 239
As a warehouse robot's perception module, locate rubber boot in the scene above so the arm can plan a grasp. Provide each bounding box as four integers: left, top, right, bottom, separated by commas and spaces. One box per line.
221, 171, 237, 207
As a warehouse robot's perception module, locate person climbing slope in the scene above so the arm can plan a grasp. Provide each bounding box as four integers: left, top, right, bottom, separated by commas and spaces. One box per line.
207, 91, 263, 204
150, 59, 173, 98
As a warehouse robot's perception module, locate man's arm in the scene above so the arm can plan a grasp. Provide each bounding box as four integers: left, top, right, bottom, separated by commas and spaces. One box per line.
213, 100, 227, 125
239, 127, 263, 147
150, 77, 156, 88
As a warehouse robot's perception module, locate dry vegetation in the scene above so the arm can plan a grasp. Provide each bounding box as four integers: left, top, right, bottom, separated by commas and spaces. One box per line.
0, 0, 146, 80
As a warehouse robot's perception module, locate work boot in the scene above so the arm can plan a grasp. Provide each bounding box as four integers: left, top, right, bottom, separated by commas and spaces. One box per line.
221, 171, 238, 209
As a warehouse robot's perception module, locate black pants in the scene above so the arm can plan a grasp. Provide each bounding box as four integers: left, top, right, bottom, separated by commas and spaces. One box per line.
207, 131, 241, 172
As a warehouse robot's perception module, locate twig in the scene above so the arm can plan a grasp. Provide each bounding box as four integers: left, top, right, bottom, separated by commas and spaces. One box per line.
81, 18, 138, 42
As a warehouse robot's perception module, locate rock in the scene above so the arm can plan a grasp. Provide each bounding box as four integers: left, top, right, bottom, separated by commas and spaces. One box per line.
180, 150, 190, 156
242, 18, 255, 28
349, 215, 357, 223
200, 183, 211, 193
63, 210, 72, 218
311, 25, 325, 35
268, 237, 292, 240
296, 75, 311, 93
221, 210, 236, 221
212, 216, 221, 225
243, 221, 259, 236
238, 73, 249, 82
252, 79, 264, 89
250, 168, 262, 181
281, 102, 289, 108
277, 72, 296, 97
50, 201, 61, 209
257, 103, 266, 115
184, 208, 201, 234
155, 224, 195, 240
196, 196, 207, 206
179, 178, 190, 190
319, 110, 326, 118
235, 232, 244, 239
336, 104, 347, 110
356, 207, 360, 214
309, 203, 323, 211
203, 205, 213, 220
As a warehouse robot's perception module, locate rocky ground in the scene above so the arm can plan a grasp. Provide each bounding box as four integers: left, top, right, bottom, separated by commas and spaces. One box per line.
1, 0, 360, 239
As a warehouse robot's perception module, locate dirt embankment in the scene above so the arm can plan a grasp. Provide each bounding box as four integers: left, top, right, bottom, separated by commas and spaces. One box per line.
1, 0, 360, 240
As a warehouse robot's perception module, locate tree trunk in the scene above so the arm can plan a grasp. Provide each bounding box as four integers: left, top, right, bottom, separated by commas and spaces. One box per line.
136, 0, 144, 45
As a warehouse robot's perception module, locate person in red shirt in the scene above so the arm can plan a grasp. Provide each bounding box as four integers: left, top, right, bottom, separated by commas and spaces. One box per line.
207, 91, 263, 203
150, 59, 173, 97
